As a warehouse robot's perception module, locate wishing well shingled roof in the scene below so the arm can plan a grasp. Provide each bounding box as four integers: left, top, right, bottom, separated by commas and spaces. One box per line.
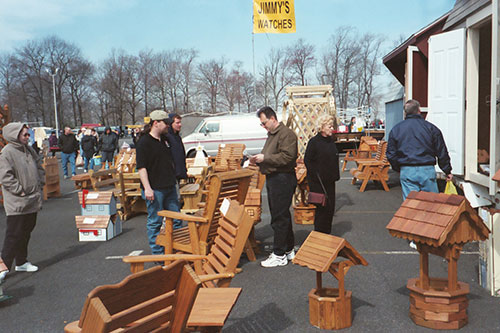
386, 191, 488, 246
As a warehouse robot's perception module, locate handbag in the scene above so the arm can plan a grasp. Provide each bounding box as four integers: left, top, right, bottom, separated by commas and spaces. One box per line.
307, 173, 328, 207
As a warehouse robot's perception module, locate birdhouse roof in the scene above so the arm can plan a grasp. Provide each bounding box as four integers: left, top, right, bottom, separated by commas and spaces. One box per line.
292, 231, 368, 272
78, 191, 114, 205
386, 191, 490, 247
75, 215, 112, 229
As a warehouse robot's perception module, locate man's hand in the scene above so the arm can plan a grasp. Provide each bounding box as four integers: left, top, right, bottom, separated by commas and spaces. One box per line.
252, 154, 264, 164
144, 188, 154, 201
446, 173, 453, 182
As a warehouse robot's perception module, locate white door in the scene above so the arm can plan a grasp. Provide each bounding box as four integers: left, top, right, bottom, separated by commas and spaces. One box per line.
427, 28, 466, 175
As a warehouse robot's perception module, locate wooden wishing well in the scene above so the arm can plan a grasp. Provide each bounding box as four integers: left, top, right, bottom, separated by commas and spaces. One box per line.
386, 191, 490, 330
292, 231, 368, 330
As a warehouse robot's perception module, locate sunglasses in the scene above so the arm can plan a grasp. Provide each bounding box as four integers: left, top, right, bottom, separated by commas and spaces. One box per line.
23, 133, 30, 137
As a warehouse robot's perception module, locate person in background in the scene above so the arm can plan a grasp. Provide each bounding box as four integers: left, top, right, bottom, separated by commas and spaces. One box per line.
166, 113, 188, 181
99, 126, 118, 169
250, 106, 298, 268
0, 123, 45, 283
58, 126, 79, 179
80, 129, 97, 173
348, 116, 357, 133
136, 110, 181, 255
304, 115, 340, 234
48, 131, 58, 157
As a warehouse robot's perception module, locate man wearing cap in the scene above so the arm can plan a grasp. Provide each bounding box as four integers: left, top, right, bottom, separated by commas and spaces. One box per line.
0, 123, 45, 283
136, 110, 181, 255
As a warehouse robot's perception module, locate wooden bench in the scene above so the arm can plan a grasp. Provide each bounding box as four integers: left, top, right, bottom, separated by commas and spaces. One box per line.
64, 260, 202, 333
155, 169, 253, 261
116, 172, 147, 220
350, 141, 390, 192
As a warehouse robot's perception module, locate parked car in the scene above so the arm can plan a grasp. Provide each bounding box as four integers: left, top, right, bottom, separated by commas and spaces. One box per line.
182, 114, 268, 157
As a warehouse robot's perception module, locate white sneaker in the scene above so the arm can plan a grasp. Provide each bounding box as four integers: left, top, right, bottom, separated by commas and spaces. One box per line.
261, 253, 287, 268
409, 241, 417, 250
0, 270, 8, 283
15, 262, 38, 272
286, 249, 295, 260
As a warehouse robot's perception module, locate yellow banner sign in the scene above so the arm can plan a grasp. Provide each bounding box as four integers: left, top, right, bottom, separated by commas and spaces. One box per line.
253, 0, 296, 34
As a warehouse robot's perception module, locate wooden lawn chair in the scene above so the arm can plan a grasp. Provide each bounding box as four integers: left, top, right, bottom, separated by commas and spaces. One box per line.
114, 149, 136, 173
180, 165, 210, 212
341, 136, 377, 172
123, 200, 250, 331
213, 143, 246, 172
353, 140, 387, 166
64, 260, 201, 333
88, 168, 120, 192
155, 169, 253, 261
349, 141, 390, 192
116, 172, 147, 220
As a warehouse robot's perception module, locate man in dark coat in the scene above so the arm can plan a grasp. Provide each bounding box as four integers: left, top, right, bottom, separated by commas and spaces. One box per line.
58, 127, 79, 178
99, 126, 119, 169
166, 113, 187, 181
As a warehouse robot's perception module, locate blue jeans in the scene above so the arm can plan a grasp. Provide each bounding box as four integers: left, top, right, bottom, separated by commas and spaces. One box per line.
142, 187, 182, 255
83, 156, 95, 171
61, 152, 76, 176
400, 166, 438, 200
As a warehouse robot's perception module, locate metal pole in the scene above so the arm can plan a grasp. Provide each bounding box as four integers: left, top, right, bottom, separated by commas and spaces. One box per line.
49, 69, 59, 138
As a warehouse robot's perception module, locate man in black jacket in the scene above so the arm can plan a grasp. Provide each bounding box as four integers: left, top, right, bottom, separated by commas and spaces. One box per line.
58, 127, 79, 179
166, 113, 187, 181
387, 99, 453, 201
99, 127, 119, 170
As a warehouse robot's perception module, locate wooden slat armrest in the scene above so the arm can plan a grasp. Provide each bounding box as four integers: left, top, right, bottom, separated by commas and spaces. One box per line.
357, 160, 389, 166
199, 273, 235, 283
123, 254, 207, 264
158, 210, 208, 222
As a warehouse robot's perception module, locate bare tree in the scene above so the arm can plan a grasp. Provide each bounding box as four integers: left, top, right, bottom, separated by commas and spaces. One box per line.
179, 48, 198, 113
260, 47, 294, 112
286, 38, 316, 86
138, 49, 154, 117
67, 58, 94, 125
197, 58, 226, 113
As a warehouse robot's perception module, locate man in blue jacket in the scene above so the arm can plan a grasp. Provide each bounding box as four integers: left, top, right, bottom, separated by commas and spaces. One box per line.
387, 99, 453, 201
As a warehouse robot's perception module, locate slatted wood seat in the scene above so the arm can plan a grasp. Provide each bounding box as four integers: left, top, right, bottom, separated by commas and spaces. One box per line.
213, 143, 246, 172
155, 169, 253, 260
113, 149, 136, 173
341, 136, 378, 172
64, 260, 201, 333
349, 141, 390, 192
89, 168, 120, 192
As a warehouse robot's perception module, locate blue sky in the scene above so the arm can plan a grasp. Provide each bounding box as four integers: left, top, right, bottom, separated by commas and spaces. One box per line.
0, 0, 455, 73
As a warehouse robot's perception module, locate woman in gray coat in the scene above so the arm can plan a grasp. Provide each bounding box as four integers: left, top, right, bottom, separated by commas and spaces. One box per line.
0, 123, 45, 283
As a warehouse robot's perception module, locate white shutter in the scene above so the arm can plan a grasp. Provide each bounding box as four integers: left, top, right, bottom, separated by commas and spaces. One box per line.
427, 28, 466, 175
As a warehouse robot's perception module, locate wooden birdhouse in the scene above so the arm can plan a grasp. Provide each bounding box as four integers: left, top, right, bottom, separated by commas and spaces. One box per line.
75, 215, 121, 241
386, 191, 490, 330
78, 191, 117, 216
292, 231, 368, 330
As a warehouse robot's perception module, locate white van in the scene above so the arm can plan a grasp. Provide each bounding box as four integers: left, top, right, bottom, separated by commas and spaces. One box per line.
183, 114, 268, 157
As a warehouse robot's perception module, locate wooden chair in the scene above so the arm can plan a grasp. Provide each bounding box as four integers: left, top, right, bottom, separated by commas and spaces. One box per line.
88, 168, 120, 192
64, 260, 201, 333
341, 136, 378, 172
353, 140, 387, 166
124, 200, 253, 285
155, 169, 253, 259
116, 172, 147, 220
123, 200, 251, 331
114, 149, 136, 173
180, 165, 211, 212
213, 143, 246, 172
350, 141, 390, 192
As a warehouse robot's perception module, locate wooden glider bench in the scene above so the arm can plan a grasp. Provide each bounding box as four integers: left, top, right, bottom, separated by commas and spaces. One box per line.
122, 200, 252, 331
155, 169, 253, 260
65, 260, 204, 333
341, 136, 378, 172
350, 141, 390, 192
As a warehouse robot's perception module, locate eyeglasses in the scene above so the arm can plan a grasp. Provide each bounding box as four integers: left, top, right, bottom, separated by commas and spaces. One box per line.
260, 120, 268, 127
23, 133, 30, 137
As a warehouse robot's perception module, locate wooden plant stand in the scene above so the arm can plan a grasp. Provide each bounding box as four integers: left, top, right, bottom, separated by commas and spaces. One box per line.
42, 156, 61, 200
387, 191, 490, 330
293, 231, 368, 330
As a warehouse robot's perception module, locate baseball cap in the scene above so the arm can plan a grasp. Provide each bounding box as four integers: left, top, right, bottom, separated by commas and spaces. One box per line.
149, 110, 168, 121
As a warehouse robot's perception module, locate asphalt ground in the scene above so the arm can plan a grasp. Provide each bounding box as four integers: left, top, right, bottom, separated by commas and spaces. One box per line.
0, 153, 499, 332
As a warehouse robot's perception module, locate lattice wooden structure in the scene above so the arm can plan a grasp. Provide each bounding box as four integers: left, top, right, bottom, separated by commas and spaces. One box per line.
283, 85, 337, 158
293, 231, 368, 330
386, 191, 490, 330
